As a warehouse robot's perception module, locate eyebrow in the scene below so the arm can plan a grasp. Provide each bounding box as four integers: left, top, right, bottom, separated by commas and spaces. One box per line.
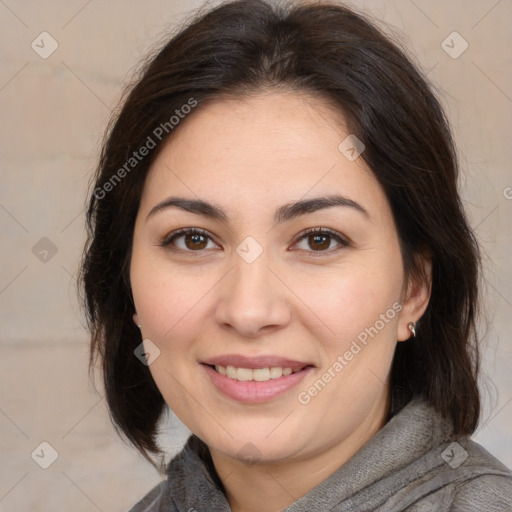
146, 194, 369, 224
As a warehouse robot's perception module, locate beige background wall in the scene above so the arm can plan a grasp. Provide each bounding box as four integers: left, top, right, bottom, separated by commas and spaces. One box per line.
0, 0, 511, 510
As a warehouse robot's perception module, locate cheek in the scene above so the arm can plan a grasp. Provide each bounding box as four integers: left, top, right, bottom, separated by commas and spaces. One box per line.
130, 255, 208, 405
295, 261, 402, 351
130, 249, 202, 341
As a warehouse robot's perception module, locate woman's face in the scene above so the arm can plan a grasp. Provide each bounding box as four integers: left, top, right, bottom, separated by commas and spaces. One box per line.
130, 90, 425, 465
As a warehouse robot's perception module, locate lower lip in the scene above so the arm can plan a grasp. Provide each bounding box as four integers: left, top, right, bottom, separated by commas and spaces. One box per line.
202, 364, 313, 403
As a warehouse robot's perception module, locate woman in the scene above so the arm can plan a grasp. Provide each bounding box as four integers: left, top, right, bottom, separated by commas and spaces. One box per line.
80, 0, 512, 510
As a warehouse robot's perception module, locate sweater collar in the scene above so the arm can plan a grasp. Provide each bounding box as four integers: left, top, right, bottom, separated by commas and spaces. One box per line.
166, 396, 454, 511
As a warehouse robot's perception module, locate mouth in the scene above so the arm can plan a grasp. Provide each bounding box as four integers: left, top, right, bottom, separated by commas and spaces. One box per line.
201, 355, 315, 403
208, 364, 307, 381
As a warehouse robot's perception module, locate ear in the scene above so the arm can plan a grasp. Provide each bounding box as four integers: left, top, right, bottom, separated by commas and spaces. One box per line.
397, 253, 432, 342
133, 313, 140, 328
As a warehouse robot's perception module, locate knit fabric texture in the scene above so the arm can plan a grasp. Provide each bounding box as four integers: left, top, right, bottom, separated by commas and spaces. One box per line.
127, 396, 512, 511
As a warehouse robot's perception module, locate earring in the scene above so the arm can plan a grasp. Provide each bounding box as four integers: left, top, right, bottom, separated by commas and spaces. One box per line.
408, 321, 416, 338
137, 324, 142, 330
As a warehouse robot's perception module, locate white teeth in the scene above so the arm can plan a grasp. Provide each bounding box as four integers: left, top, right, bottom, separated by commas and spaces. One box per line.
236, 367, 253, 381
269, 367, 283, 379
253, 368, 270, 381
214, 365, 299, 381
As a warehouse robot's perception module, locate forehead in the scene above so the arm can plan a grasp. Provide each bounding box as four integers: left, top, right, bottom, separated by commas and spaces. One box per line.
140, 91, 388, 222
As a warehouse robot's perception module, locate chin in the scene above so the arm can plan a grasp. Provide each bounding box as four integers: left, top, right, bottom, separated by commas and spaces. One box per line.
199, 420, 311, 465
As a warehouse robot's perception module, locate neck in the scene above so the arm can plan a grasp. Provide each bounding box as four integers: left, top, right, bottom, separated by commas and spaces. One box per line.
209, 391, 390, 512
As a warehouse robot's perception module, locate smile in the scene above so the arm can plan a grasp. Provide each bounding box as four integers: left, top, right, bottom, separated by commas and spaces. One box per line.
201, 355, 314, 403
214, 364, 302, 381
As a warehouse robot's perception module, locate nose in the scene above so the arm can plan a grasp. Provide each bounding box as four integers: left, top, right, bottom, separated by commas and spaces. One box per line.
214, 251, 292, 338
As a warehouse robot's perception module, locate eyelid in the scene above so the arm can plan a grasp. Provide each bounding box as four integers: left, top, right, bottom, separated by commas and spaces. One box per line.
159, 226, 350, 254
160, 227, 220, 252
290, 227, 350, 254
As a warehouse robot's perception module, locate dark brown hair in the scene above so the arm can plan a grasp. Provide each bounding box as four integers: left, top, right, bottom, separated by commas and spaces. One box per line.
79, 0, 481, 463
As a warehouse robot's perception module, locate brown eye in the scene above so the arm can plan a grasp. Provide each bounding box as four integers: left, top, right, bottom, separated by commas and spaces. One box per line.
183, 232, 208, 250
308, 233, 331, 251
294, 228, 349, 254
161, 228, 218, 252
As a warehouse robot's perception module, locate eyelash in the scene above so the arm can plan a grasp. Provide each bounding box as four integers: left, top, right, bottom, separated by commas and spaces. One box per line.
159, 227, 350, 256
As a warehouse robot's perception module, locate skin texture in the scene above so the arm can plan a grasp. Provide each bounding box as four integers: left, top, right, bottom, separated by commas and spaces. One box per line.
130, 90, 431, 512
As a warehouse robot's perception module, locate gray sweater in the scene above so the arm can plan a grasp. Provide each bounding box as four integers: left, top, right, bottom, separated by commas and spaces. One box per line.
128, 397, 512, 511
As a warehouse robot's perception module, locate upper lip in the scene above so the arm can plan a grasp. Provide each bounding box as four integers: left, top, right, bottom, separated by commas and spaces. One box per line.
202, 354, 313, 370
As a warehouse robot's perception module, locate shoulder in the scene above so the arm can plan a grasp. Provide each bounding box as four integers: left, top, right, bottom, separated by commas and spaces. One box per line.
448, 439, 512, 511
395, 436, 512, 512
126, 481, 173, 512
451, 473, 512, 511
125, 435, 221, 512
